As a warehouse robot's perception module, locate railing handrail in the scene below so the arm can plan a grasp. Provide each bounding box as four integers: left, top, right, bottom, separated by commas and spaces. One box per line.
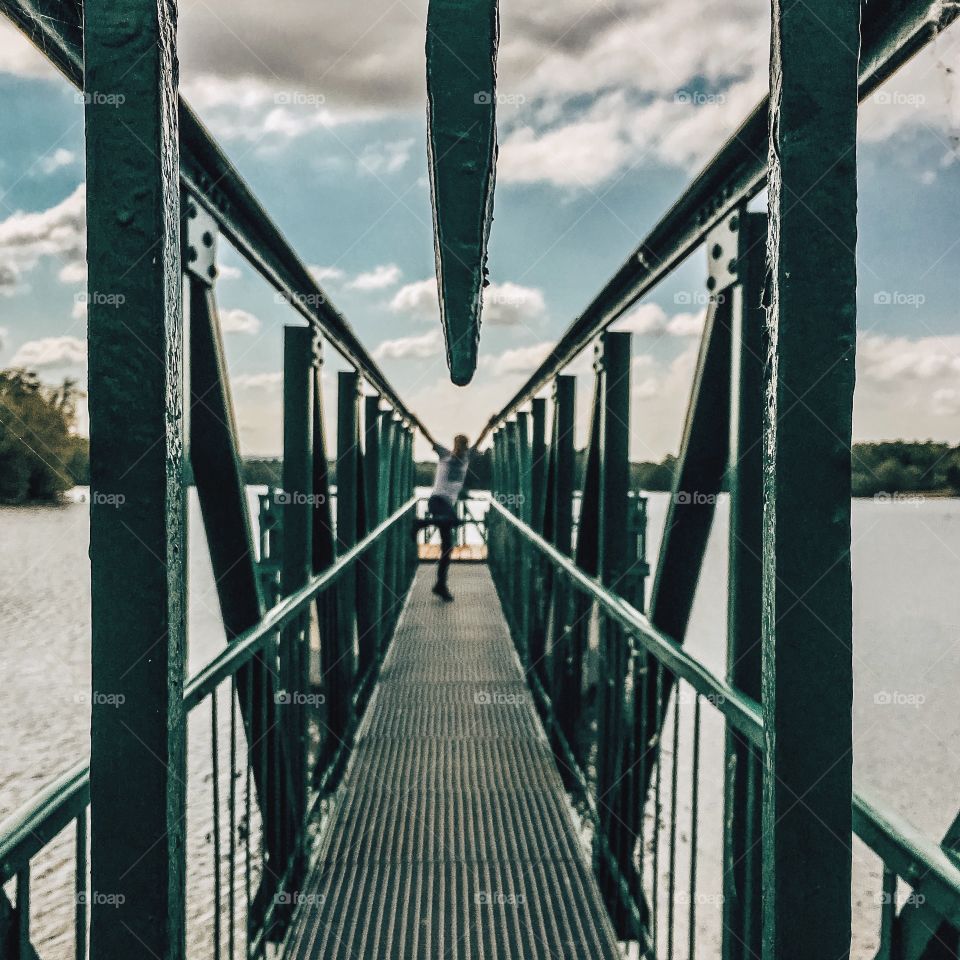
488, 495, 763, 744
0, 495, 417, 886
0, 0, 436, 447
488, 495, 960, 925
0, 760, 89, 880
476, 0, 958, 442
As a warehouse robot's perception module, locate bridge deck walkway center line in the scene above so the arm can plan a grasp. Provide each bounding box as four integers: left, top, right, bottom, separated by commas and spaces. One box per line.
287, 564, 621, 959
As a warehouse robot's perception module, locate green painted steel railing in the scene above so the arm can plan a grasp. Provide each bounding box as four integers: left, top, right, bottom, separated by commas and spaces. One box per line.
3, 0, 960, 959
477, 1, 960, 945
0, 497, 419, 959
0, 1, 429, 956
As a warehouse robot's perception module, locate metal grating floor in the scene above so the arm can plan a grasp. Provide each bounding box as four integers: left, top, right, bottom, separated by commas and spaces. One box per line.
286, 565, 621, 960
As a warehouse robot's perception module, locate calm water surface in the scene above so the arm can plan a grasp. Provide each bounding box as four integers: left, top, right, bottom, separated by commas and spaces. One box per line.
2, 491, 958, 957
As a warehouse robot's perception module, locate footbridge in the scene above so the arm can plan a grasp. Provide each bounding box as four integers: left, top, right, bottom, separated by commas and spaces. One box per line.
2, 1, 960, 959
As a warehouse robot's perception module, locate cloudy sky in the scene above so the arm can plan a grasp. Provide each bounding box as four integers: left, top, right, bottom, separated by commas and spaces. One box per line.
0, 0, 958, 459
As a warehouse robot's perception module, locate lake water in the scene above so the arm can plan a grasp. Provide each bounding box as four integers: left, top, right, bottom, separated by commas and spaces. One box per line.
2, 490, 958, 957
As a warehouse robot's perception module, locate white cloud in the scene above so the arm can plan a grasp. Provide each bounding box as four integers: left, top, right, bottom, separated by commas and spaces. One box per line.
0, 185, 86, 295
390, 277, 546, 328
854, 333, 960, 442
485, 341, 553, 376
390, 278, 439, 318
11, 336, 86, 369
220, 308, 262, 335
310, 265, 345, 284
665, 310, 706, 337
233, 371, 284, 391
358, 138, 415, 176
347, 263, 402, 291
374, 328, 443, 361
499, 111, 633, 188
612, 303, 705, 337
613, 303, 668, 334
858, 33, 960, 146
58, 260, 87, 285
858, 333, 960, 383
483, 282, 546, 326
36, 149, 77, 176
218, 264, 243, 281
0, 20, 55, 77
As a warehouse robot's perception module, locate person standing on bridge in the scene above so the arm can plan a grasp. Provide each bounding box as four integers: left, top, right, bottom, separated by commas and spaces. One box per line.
415, 434, 474, 601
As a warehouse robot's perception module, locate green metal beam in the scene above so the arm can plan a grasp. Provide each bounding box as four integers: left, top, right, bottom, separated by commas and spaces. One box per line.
335, 371, 360, 723
188, 275, 295, 905
85, 1, 186, 956
0, 0, 438, 444
281, 325, 316, 876
591, 332, 639, 937
425, 0, 499, 385
761, 0, 858, 954
721, 211, 767, 960
475, 0, 957, 438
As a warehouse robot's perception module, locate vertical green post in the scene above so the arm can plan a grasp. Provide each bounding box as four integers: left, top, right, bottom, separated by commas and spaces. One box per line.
281, 325, 315, 857
722, 212, 766, 960
312, 357, 345, 773
336, 370, 360, 692
547, 376, 575, 728
527, 398, 548, 672
363, 396, 384, 661
551, 377, 576, 557
188, 277, 294, 898
84, 1, 185, 956
380, 413, 400, 631
530, 398, 547, 533
592, 332, 636, 936
763, 0, 858, 956
515, 412, 532, 661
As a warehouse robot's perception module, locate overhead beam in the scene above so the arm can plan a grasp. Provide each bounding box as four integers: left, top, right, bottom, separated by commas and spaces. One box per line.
425, 0, 499, 385
476, 0, 958, 437
0, 0, 436, 445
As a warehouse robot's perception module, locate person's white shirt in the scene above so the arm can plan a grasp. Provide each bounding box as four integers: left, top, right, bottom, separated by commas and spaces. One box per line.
431, 445, 471, 505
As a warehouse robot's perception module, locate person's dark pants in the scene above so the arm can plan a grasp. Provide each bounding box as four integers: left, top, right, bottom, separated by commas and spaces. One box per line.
416, 495, 461, 587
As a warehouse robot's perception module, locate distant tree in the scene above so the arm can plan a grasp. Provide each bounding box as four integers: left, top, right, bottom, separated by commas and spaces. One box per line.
0, 369, 87, 503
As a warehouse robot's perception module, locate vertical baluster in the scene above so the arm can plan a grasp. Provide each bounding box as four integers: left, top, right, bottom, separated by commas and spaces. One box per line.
244, 675, 253, 959
688, 696, 701, 960
336, 369, 360, 681
637, 648, 649, 938
229, 676, 237, 960
16, 868, 29, 958
76, 813, 87, 960
515, 411, 532, 662
876, 867, 896, 960
653, 660, 664, 955
722, 209, 766, 960
744, 748, 758, 960
282, 327, 315, 872
667, 689, 681, 959
212, 690, 222, 960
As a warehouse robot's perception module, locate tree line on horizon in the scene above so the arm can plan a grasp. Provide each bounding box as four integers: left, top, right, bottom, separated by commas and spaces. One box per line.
2, 367, 959, 503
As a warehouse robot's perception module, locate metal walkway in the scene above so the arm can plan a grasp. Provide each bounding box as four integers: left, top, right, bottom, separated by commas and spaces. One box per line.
287, 565, 621, 959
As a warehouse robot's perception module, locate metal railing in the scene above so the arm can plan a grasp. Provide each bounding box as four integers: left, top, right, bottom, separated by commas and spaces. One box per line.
3, 1, 959, 959
0, 1, 431, 956
479, 2, 960, 956
0, 498, 419, 959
